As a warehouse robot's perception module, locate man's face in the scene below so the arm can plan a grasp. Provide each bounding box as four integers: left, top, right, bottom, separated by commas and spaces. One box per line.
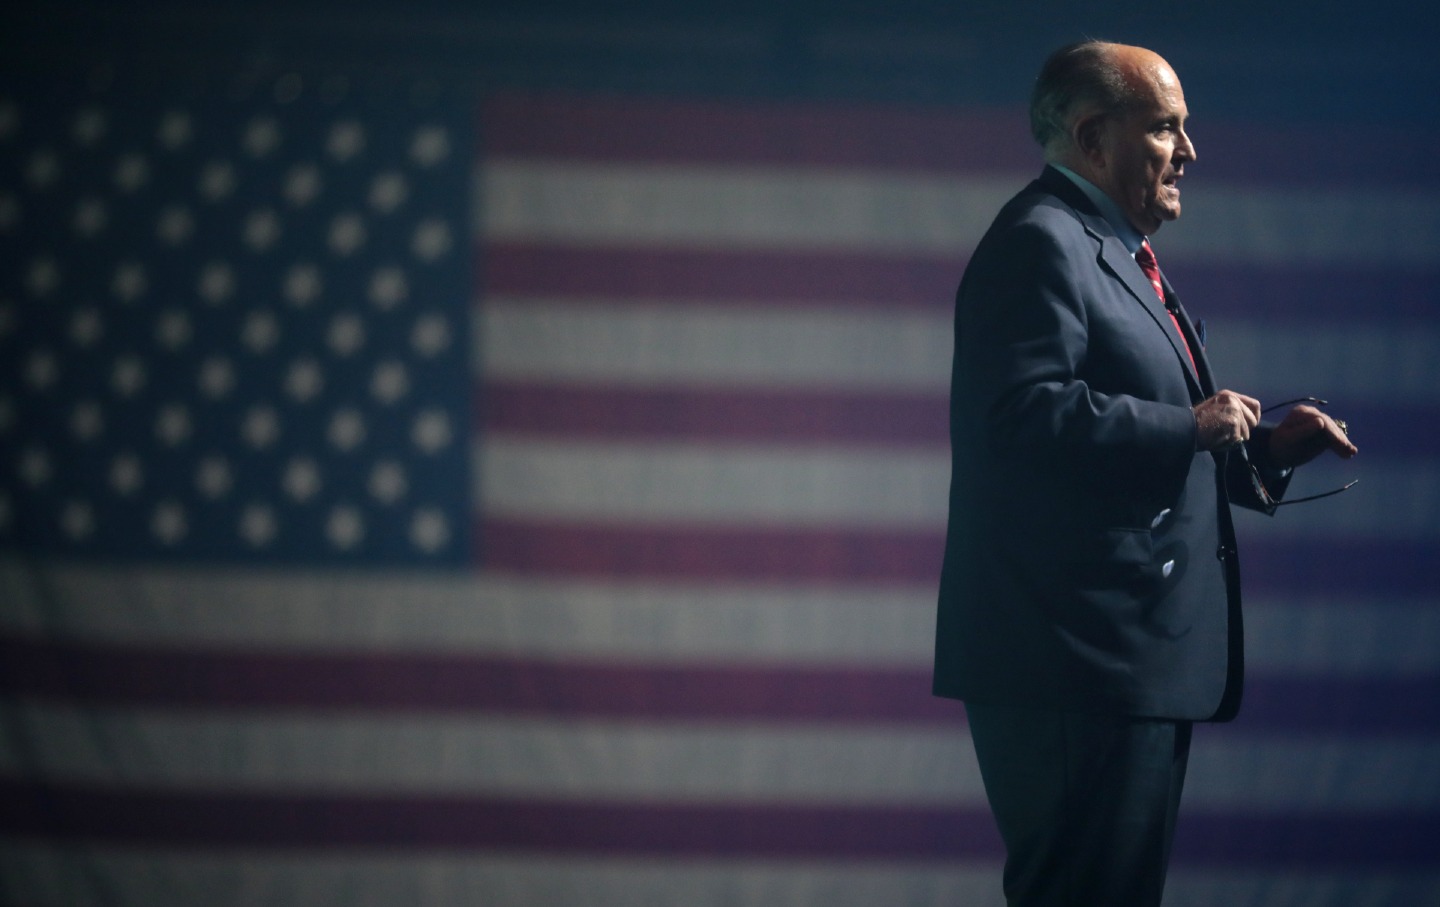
1091, 58, 1195, 235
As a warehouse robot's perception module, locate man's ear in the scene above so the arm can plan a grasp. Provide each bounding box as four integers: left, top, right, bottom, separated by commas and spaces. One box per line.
1072, 114, 1106, 164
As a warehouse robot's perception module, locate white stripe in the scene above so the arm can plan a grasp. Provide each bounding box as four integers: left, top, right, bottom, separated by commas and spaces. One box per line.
0, 705, 983, 804
0, 558, 932, 665
0, 846, 1008, 907
481, 160, 1440, 266
5, 704, 1438, 811
480, 299, 950, 391
4, 560, 1437, 676
479, 436, 1439, 541
1175, 184, 1440, 266
482, 160, 1018, 255
479, 437, 947, 528
481, 299, 1440, 405
1236, 457, 1437, 543
1166, 871, 1440, 907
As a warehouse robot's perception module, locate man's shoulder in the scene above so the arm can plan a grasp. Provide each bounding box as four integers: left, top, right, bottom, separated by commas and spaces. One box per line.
978, 176, 1098, 259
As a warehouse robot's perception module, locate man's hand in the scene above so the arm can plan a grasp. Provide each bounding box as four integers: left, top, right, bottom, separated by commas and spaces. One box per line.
1268, 404, 1358, 468
1194, 390, 1260, 451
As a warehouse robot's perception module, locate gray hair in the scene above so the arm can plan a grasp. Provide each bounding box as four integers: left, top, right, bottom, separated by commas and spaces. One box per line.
1029, 41, 1137, 155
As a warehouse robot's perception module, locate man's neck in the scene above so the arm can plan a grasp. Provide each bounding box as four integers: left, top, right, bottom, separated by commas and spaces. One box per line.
1049, 162, 1145, 254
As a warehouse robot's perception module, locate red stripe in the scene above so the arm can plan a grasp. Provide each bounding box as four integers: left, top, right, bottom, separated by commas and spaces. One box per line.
481, 93, 1440, 189
6, 780, 1440, 868
481, 243, 1440, 320
0, 779, 997, 858
481, 382, 948, 446
4, 635, 1438, 734
0, 636, 956, 722
478, 520, 1440, 598
483, 93, 1029, 173
482, 242, 960, 309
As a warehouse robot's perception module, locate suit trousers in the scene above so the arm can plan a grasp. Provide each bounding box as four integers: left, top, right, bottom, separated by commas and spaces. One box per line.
965, 702, 1193, 907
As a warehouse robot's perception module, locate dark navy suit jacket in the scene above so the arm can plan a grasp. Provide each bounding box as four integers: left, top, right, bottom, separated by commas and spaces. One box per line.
933, 166, 1288, 722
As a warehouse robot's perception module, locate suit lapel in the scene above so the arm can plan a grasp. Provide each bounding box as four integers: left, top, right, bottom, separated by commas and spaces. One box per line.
1160, 279, 1216, 397
1096, 234, 1204, 397
1037, 167, 1206, 398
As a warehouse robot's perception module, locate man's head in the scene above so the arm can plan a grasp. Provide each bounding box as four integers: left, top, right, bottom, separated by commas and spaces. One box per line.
1031, 41, 1196, 235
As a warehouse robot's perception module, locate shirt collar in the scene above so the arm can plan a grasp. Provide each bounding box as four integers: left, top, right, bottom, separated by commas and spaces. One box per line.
1051, 163, 1146, 255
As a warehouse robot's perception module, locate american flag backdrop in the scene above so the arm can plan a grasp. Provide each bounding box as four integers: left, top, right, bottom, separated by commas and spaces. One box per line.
2, 66, 1440, 906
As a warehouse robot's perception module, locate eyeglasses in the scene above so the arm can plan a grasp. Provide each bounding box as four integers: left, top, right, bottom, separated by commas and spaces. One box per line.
1242, 396, 1357, 512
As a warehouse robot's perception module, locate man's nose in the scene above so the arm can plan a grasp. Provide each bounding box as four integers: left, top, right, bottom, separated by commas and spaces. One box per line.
1177, 129, 1197, 162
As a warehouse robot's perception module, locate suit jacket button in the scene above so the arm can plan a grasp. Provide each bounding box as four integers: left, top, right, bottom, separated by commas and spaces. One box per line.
1216, 546, 1227, 560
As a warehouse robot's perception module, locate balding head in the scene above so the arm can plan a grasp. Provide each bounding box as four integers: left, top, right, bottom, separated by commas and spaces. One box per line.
1032, 41, 1196, 235
1030, 41, 1173, 163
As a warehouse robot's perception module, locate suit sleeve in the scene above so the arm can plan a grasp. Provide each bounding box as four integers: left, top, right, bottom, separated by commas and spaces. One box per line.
954, 219, 1198, 499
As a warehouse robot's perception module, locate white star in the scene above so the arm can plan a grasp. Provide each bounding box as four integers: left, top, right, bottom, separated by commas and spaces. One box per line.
241, 405, 280, 449
283, 457, 322, 502
410, 509, 450, 553
283, 164, 321, 206
156, 310, 193, 350
196, 456, 233, 499
61, 501, 95, 541
243, 116, 282, 157
198, 357, 236, 399
243, 208, 281, 251
152, 501, 188, 546
26, 150, 60, 189
369, 172, 408, 213
72, 108, 107, 146
24, 350, 59, 391
410, 126, 450, 167
71, 401, 104, 441
112, 355, 147, 397
239, 504, 277, 548
284, 357, 324, 402
283, 263, 322, 306
73, 198, 107, 236
368, 460, 407, 504
412, 314, 452, 358
328, 408, 366, 451
371, 361, 409, 405
327, 313, 365, 357
198, 160, 236, 201
157, 206, 194, 245
113, 262, 148, 301
157, 111, 192, 149
241, 311, 280, 353
110, 454, 143, 496
114, 154, 149, 192
26, 257, 59, 296
70, 307, 103, 348
326, 120, 365, 161
198, 261, 235, 304
326, 505, 364, 550
412, 218, 452, 261
155, 403, 192, 446
412, 409, 452, 454
369, 267, 408, 310
20, 446, 52, 487
328, 212, 366, 256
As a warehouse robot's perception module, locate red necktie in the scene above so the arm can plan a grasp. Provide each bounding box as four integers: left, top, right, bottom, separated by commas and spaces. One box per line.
1135, 240, 1196, 372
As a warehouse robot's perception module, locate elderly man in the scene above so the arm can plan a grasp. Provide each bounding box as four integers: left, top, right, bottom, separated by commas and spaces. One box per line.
932, 41, 1356, 906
